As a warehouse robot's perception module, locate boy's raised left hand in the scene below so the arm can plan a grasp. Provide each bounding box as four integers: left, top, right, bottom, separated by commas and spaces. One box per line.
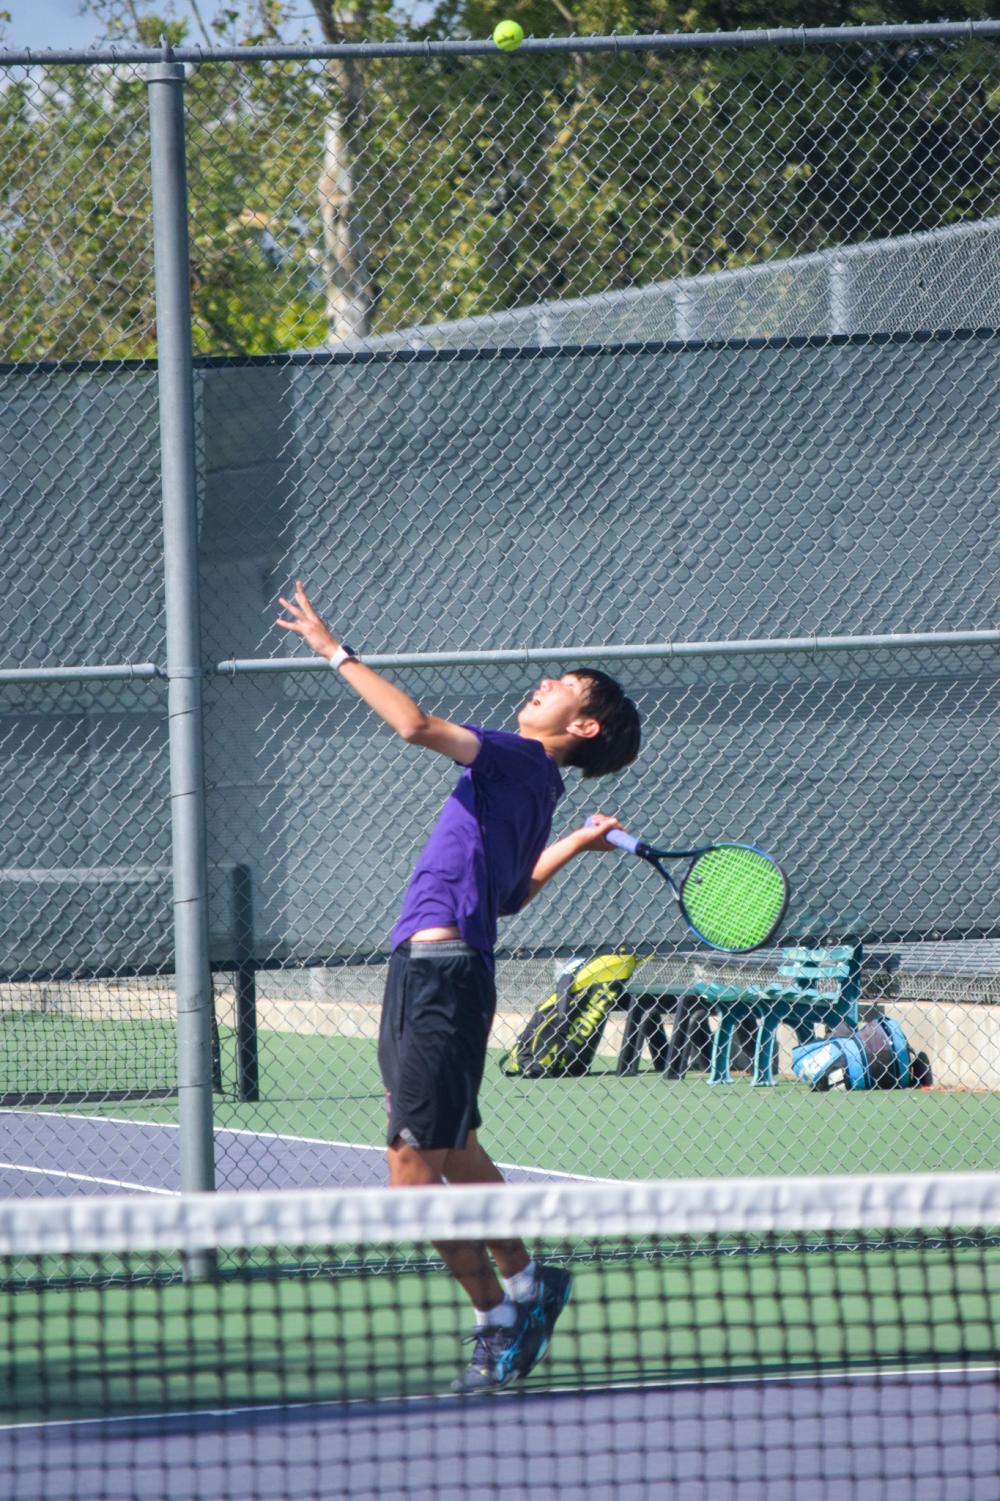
276, 580, 340, 659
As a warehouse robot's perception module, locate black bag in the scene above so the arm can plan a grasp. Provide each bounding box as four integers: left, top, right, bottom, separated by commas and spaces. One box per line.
499, 954, 638, 1078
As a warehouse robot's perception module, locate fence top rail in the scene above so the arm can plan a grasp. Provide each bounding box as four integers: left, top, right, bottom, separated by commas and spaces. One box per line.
219, 630, 1000, 675
2, 327, 999, 381
2, 18, 999, 68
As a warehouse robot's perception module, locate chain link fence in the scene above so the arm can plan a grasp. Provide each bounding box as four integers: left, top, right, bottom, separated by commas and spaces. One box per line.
0, 24, 998, 1200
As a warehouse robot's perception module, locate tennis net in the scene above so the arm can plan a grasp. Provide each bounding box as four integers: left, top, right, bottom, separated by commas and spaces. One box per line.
1, 1173, 998, 1499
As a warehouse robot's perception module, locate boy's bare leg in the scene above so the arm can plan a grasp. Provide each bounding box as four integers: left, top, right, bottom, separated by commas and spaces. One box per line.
387, 1137, 506, 1312
442, 1130, 531, 1280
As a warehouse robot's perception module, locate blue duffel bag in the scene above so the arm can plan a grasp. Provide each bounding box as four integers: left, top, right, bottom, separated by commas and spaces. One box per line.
792, 1012, 932, 1092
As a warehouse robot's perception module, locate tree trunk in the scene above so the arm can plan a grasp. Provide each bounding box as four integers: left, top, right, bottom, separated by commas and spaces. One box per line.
317, 42, 376, 343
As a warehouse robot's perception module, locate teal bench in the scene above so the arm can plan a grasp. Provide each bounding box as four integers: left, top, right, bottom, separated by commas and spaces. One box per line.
702, 943, 862, 1086
623, 944, 863, 1085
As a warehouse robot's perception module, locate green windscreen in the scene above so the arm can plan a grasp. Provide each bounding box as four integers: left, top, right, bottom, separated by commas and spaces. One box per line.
680, 845, 788, 951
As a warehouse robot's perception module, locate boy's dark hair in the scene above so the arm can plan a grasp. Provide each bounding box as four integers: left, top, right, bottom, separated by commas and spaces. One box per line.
563, 667, 641, 779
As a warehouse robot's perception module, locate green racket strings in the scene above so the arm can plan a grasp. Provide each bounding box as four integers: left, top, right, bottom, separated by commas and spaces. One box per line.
681, 845, 787, 951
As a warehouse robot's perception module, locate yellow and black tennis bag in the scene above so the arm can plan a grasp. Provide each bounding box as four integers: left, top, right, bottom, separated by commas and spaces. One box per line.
499, 953, 639, 1078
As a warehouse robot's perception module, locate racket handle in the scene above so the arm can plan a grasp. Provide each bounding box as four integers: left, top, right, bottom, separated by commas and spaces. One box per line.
586, 816, 641, 855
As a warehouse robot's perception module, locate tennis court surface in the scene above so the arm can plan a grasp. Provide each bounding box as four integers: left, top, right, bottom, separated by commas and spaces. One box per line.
1, 1173, 998, 1499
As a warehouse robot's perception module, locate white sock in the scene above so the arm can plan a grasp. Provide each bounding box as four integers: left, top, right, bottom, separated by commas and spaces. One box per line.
475, 1296, 519, 1329
502, 1260, 538, 1305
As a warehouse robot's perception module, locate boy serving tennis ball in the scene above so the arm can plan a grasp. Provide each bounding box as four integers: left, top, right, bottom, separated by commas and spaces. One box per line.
277, 582, 641, 1392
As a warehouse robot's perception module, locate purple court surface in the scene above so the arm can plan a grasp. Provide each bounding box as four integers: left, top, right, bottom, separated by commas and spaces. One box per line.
0, 1108, 587, 1197
2, 1370, 998, 1500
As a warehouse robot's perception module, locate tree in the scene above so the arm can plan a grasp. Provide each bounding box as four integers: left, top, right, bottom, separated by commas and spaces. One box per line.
1, 0, 997, 359
0, 60, 157, 358
81, 0, 390, 343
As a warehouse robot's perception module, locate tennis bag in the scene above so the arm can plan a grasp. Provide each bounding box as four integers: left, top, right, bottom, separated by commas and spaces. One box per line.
499, 953, 638, 1078
791, 1012, 932, 1092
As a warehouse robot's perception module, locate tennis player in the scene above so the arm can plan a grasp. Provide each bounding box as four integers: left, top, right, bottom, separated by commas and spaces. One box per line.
277, 582, 641, 1392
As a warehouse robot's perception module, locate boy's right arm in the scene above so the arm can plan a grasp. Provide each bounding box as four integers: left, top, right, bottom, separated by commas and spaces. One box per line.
520, 814, 623, 906
276, 581, 480, 765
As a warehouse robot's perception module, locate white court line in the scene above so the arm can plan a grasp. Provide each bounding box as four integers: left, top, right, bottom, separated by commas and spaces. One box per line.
0, 1109, 610, 1182
0, 1161, 177, 1195
2, 1362, 997, 1436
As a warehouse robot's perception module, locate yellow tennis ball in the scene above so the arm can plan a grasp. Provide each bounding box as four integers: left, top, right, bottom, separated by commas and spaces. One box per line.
492, 19, 524, 51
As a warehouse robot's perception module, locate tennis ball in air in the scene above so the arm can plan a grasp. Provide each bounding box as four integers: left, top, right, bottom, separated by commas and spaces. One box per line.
493, 19, 524, 50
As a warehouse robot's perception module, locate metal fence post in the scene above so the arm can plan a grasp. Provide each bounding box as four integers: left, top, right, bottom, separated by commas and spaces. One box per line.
147, 51, 216, 1213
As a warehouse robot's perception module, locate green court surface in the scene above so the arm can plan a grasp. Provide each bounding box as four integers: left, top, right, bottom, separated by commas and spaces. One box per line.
0, 1013, 178, 1104
44, 1026, 1000, 1181
4, 1242, 997, 1424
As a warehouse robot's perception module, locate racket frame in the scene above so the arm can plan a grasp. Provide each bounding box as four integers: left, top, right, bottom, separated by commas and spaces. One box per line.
628, 839, 790, 953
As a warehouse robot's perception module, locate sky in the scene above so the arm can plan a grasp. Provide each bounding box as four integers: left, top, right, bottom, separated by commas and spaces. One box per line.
2, 1, 205, 50
0, 1, 331, 51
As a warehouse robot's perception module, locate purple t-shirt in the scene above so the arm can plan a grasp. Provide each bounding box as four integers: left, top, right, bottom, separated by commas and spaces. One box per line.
390, 726, 565, 963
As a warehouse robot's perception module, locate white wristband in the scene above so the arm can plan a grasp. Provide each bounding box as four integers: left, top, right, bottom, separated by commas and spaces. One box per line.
328, 643, 359, 670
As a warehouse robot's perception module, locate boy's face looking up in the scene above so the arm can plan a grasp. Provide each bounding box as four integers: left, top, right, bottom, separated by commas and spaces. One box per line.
517, 674, 598, 742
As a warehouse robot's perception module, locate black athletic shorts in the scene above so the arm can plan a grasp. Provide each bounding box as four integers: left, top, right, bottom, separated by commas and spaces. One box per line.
378, 939, 496, 1151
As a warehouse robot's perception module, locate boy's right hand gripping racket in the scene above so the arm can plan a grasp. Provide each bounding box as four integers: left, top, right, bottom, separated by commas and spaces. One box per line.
588, 819, 790, 953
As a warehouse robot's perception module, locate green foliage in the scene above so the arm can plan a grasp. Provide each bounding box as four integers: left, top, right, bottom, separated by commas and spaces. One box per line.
357, 33, 1000, 332
0, 0, 998, 358
0, 66, 155, 359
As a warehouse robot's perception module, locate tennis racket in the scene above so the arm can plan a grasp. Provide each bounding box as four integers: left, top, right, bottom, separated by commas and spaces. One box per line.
588, 818, 790, 953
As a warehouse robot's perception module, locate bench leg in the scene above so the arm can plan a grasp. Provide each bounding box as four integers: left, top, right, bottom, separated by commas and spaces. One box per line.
708, 1011, 740, 1085
644, 1008, 670, 1073
752, 1010, 783, 1087
616, 1000, 647, 1076
661, 998, 711, 1079
618, 999, 677, 1076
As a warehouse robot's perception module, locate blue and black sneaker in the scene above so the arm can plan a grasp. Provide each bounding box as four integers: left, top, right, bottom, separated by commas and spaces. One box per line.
524, 1263, 572, 1364
452, 1306, 542, 1395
